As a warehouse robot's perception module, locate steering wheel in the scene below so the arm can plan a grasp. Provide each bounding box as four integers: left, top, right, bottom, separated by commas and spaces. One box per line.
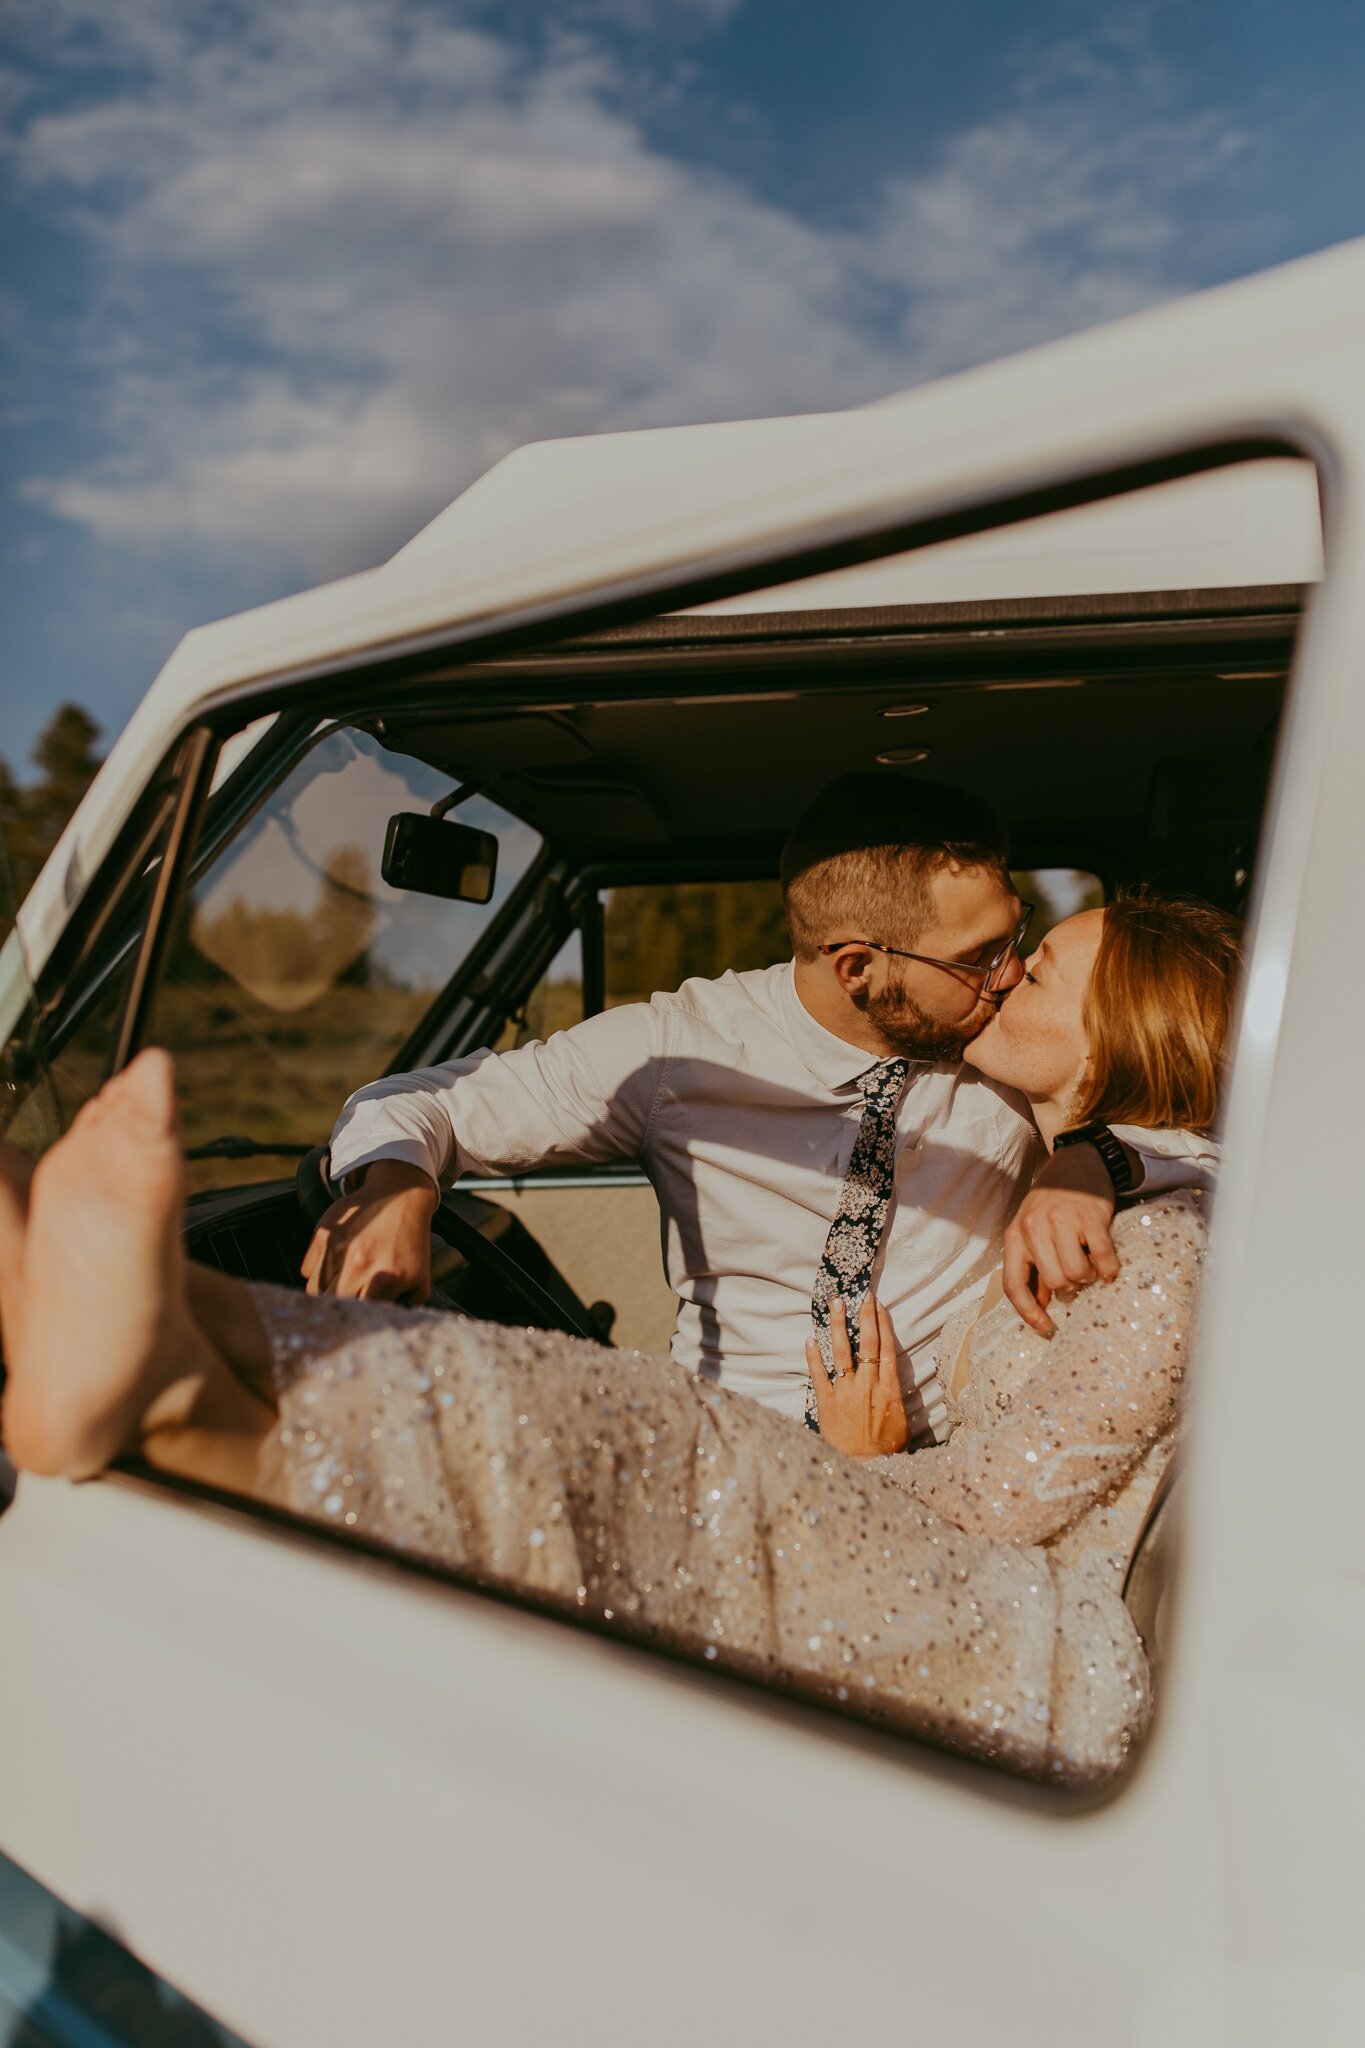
296, 1145, 601, 1342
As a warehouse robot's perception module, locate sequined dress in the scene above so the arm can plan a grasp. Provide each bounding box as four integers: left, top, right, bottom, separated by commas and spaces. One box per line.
250, 1192, 1204, 1786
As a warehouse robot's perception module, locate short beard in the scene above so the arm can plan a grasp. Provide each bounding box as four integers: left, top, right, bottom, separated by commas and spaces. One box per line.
863, 971, 995, 1064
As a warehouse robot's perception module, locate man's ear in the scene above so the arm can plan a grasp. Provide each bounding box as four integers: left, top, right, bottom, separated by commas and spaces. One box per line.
829, 944, 878, 995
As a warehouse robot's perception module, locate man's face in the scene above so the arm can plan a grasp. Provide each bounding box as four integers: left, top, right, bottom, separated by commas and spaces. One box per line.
862, 864, 1024, 1063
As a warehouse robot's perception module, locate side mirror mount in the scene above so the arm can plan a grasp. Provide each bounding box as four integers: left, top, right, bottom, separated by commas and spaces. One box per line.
382, 813, 498, 904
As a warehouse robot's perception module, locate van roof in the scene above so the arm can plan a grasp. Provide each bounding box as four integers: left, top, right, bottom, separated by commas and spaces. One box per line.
10, 236, 1355, 980
399, 446, 1319, 615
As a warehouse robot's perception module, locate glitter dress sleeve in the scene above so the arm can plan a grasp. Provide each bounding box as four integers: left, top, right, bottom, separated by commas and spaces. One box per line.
878, 1193, 1205, 1546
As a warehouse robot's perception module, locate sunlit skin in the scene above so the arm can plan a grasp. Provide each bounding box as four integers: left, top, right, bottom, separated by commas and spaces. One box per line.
973, 909, 1131, 1332
963, 909, 1103, 1146
0, 1051, 274, 1489
792, 861, 1026, 1062
805, 1295, 909, 1455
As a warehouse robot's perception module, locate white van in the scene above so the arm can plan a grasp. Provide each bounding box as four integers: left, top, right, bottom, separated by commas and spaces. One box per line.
0, 241, 1359, 2048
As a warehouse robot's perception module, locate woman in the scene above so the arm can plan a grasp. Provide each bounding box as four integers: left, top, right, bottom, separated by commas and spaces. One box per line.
0, 892, 1238, 1787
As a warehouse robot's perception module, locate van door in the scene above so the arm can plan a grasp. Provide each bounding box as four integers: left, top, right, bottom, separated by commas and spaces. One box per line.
1, 252, 1362, 2048
0, 726, 216, 1158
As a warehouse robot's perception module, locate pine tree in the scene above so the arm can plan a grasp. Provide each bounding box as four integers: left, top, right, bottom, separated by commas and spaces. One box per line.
603, 879, 789, 1003
0, 704, 104, 939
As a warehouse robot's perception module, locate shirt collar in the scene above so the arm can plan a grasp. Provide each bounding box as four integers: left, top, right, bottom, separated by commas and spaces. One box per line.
776, 959, 918, 1094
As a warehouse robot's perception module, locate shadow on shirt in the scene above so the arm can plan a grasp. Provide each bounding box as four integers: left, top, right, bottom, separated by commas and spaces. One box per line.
442, 1046, 1034, 1385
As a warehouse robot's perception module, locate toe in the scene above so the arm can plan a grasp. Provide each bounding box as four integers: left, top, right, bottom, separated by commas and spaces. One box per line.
114, 1047, 180, 1140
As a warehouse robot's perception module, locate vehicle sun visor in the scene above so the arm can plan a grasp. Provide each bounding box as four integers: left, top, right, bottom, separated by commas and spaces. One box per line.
375, 713, 592, 775
501, 774, 670, 848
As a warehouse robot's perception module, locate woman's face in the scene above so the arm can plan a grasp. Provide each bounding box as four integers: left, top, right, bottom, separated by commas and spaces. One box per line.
963, 907, 1105, 1108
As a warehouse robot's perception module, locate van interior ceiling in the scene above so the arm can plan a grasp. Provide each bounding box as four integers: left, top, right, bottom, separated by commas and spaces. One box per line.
369, 584, 1300, 908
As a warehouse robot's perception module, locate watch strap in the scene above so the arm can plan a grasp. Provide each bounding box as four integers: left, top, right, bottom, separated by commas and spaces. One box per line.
1052, 1121, 1136, 1197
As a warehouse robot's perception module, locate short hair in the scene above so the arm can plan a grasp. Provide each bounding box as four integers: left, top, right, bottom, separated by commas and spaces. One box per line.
780, 773, 1009, 961
1072, 890, 1243, 1133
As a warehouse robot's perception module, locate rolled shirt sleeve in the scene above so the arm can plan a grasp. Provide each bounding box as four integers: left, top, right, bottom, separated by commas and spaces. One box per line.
328, 1001, 670, 1192
1114, 1124, 1220, 1195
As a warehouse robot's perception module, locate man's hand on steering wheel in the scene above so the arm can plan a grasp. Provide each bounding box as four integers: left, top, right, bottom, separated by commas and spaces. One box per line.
301, 1158, 439, 1302
1003, 1142, 1120, 1338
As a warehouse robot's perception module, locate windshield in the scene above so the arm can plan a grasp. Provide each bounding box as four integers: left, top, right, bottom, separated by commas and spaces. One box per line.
148, 724, 543, 1192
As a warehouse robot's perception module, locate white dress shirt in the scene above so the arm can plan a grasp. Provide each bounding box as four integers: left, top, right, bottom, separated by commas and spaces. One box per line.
330, 961, 1206, 1443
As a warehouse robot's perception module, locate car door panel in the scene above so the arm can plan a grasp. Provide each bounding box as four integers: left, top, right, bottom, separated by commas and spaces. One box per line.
2, 251, 1364, 2044
473, 1172, 675, 1356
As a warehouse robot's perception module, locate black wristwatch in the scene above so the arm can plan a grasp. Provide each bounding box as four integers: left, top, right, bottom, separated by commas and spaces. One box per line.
1052, 1121, 1136, 1198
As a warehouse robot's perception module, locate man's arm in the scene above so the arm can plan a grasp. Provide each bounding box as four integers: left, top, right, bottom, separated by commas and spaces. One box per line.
304, 1006, 667, 1302
300, 1157, 441, 1302
1003, 1127, 1219, 1335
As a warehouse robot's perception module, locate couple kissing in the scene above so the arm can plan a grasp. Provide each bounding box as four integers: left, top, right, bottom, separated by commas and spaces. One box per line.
0, 773, 1237, 1783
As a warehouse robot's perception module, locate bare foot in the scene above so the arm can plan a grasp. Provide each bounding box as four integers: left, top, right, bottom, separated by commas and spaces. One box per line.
1, 1049, 222, 1478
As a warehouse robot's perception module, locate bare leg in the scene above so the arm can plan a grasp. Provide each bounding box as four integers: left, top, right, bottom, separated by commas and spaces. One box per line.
0, 1050, 275, 1494
3, 1137, 277, 1402
186, 1263, 276, 1405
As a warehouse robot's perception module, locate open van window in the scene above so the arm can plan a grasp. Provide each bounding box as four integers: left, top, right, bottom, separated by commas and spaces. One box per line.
0, 441, 1319, 1817
141, 725, 546, 1194
95, 457, 1302, 1795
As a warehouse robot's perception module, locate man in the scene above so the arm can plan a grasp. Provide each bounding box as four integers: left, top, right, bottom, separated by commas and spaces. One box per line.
304, 775, 1196, 1442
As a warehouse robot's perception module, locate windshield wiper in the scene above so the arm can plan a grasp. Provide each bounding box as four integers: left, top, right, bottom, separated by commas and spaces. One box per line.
184, 1135, 314, 1161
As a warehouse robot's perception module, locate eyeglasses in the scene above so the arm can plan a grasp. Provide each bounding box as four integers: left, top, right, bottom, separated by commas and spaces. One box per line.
820, 904, 1035, 992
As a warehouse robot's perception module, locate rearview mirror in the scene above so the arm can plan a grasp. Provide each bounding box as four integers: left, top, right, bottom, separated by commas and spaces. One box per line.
382, 813, 498, 903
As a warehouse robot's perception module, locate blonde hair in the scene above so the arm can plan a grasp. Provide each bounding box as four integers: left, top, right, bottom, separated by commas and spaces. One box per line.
1072, 891, 1242, 1134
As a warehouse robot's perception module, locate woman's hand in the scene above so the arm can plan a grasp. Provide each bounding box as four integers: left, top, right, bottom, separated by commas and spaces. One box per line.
805, 1295, 909, 1458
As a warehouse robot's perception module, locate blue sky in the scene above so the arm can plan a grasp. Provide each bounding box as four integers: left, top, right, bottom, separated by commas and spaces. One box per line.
2, 0, 1362, 772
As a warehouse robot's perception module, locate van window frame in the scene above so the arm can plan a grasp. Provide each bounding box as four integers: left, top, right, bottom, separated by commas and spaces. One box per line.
62, 428, 1325, 1812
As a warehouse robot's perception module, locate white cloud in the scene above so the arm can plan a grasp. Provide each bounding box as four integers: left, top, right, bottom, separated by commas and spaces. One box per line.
11, 2, 1257, 580
870, 101, 1250, 376
567, 0, 743, 25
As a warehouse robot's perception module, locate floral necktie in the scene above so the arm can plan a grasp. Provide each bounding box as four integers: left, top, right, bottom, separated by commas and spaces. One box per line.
806, 1057, 911, 1426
